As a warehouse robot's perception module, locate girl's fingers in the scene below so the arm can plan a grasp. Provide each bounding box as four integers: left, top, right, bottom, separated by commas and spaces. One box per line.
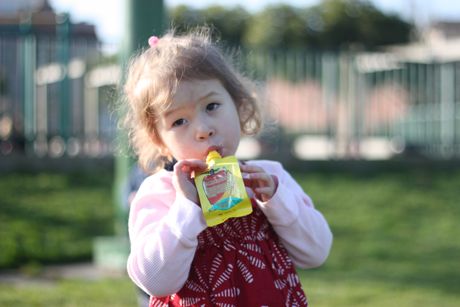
172, 159, 208, 204
239, 163, 278, 201
245, 172, 272, 183
240, 164, 264, 174
177, 159, 207, 169
254, 187, 273, 195
174, 159, 207, 175
254, 186, 275, 202
242, 171, 274, 188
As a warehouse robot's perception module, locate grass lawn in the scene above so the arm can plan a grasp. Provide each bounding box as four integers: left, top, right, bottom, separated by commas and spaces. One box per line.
0, 171, 115, 268
0, 278, 138, 306
1, 166, 459, 306
296, 169, 460, 306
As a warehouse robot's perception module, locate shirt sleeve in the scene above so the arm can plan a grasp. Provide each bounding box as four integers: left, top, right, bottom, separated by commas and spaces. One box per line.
249, 161, 333, 269
126, 171, 207, 297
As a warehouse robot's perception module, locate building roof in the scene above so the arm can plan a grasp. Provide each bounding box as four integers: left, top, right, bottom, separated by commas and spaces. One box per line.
0, 0, 52, 16
383, 20, 460, 63
0, 0, 98, 40
429, 21, 460, 40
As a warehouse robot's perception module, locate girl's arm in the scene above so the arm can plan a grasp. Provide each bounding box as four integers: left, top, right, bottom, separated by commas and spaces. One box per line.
126, 174, 207, 297
248, 161, 333, 269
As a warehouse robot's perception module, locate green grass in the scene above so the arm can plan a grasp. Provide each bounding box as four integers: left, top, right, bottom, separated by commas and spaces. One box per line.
1, 167, 460, 306
0, 171, 115, 268
0, 278, 138, 306
296, 169, 460, 306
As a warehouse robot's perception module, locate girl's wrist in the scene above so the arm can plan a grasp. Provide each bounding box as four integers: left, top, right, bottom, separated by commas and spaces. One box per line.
177, 189, 200, 206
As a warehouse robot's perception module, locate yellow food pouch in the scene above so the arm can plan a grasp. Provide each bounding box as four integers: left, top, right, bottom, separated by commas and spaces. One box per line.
195, 151, 252, 227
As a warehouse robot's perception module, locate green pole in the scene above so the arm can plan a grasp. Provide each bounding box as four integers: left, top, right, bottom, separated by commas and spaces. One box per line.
57, 13, 70, 140
94, 0, 166, 270
114, 0, 166, 236
123, 0, 166, 54
20, 15, 36, 153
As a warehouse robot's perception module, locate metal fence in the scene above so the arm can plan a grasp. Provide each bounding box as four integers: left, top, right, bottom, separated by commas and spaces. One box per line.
238, 50, 460, 159
0, 36, 117, 158
1, 38, 459, 160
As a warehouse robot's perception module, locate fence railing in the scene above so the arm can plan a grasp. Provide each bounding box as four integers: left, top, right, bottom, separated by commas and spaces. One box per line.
1, 37, 459, 159
0, 36, 117, 157
240, 50, 460, 159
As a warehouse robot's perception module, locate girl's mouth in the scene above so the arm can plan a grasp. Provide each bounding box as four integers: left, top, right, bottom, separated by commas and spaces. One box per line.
206, 145, 223, 157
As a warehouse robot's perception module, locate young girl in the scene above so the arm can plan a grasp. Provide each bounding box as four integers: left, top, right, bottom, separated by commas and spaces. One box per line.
123, 29, 332, 307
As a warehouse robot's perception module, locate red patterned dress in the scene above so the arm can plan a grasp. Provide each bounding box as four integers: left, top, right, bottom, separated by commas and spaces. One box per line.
149, 200, 308, 307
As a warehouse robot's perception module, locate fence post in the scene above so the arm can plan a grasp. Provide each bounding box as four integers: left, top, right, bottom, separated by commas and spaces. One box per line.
321, 52, 338, 156
22, 34, 36, 152
20, 14, 36, 154
440, 63, 455, 157
57, 13, 71, 140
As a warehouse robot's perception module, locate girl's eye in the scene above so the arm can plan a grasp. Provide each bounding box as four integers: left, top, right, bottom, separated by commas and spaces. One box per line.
172, 118, 187, 127
206, 102, 220, 112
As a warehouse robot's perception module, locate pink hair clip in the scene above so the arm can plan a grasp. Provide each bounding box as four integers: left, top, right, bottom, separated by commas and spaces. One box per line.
148, 36, 159, 48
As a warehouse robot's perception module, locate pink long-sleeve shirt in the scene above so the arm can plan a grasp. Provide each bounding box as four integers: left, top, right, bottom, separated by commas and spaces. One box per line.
127, 160, 333, 297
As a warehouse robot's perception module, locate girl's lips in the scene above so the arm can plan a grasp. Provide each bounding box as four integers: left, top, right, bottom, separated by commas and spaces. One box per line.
206, 146, 223, 157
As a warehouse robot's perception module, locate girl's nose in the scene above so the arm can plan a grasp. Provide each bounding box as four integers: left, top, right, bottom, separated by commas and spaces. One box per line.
196, 124, 215, 140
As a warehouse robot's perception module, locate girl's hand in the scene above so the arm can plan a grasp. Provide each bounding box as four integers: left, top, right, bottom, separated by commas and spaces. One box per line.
172, 159, 208, 204
240, 164, 278, 202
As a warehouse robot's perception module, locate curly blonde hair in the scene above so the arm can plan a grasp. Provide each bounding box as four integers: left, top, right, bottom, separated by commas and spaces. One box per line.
122, 28, 262, 172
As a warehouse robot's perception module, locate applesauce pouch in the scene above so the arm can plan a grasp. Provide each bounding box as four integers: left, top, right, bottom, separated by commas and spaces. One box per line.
194, 150, 252, 227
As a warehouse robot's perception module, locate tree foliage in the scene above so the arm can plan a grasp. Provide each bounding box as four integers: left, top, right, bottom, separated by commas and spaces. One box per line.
168, 0, 414, 51
169, 5, 250, 47
309, 0, 413, 50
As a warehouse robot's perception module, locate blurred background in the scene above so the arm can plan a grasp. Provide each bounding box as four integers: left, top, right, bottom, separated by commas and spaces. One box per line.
0, 0, 459, 306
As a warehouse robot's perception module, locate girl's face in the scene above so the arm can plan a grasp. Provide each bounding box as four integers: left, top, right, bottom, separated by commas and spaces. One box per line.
155, 79, 241, 161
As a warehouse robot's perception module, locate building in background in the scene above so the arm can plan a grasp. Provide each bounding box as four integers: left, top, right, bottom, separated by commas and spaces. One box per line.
0, 0, 105, 157
386, 20, 460, 62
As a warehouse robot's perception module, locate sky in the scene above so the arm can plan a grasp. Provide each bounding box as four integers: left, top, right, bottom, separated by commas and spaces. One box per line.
48, 0, 460, 46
